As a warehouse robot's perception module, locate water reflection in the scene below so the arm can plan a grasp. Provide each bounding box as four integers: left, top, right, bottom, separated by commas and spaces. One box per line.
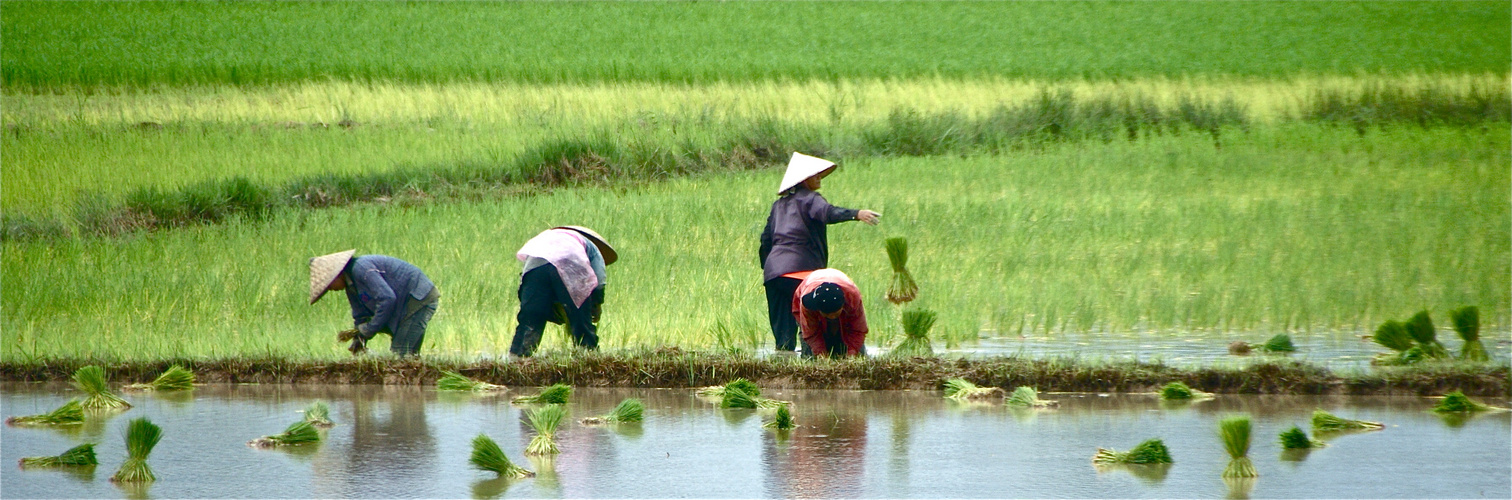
1223, 476, 1257, 499
310, 386, 435, 498
470, 477, 516, 499
761, 396, 869, 499
1094, 463, 1171, 486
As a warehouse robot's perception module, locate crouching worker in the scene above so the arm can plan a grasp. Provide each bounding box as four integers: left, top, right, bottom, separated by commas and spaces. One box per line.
792, 268, 868, 358
310, 250, 440, 356
510, 226, 617, 358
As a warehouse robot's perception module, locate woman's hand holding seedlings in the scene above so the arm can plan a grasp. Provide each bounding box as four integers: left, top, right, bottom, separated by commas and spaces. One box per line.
857, 210, 881, 225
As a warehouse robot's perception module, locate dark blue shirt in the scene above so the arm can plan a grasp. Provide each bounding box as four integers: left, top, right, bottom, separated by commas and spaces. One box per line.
344, 255, 436, 337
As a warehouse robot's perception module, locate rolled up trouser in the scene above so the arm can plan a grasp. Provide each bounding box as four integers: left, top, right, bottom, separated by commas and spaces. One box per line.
511, 263, 601, 357
764, 276, 802, 352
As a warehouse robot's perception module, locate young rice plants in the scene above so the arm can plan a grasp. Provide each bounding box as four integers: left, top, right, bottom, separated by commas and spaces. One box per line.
1007, 386, 1058, 408
580, 398, 644, 425
438, 370, 506, 392
891, 307, 936, 357
1432, 391, 1502, 413
720, 386, 787, 409
123, 365, 195, 391
525, 404, 566, 456
1310, 409, 1384, 432
74, 365, 131, 410
513, 384, 572, 405
884, 237, 918, 304
303, 401, 334, 428
6, 399, 85, 427
19, 443, 97, 468
110, 418, 161, 483
697, 378, 762, 399
1259, 334, 1296, 353
469, 434, 534, 478
942, 378, 1004, 400
1450, 306, 1489, 362
1158, 381, 1212, 400
1218, 415, 1257, 478
1092, 438, 1173, 464
1278, 426, 1325, 449
249, 421, 321, 448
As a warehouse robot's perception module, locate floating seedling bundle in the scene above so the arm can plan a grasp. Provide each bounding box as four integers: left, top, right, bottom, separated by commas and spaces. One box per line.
438, 370, 506, 392
884, 237, 918, 304
581, 398, 643, 425
1450, 306, 1488, 362
1310, 409, 1384, 432
720, 386, 787, 409
124, 365, 194, 391
1218, 415, 1257, 478
470, 434, 534, 479
764, 404, 797, 430
19, 443, 97, 468
1258, 334, 1296, 353
249, 421, 321, 448
525, 404, 566, 456
513, 384, 572, 405
891, 307, 936, 357
942, 378, 1003, 400
1372, 311, 1452, 365
74, 365, 131, 410
1277, 426, 1325, 449
1432, 391, 1504, 413
303, 401, 334, 428
697, 378, 761, 398
6, 398, 85, 427
1092, 438, 1173, 465
1157, 381, 1213, 401
1007, 386, 1057, 408
110, 418, 161, 483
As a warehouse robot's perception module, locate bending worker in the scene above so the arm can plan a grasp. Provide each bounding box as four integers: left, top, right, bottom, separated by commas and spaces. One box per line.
759, 152, 879, 354
510, 226, 617, 357
310, 250, 440, 356
793, 268, 868, 358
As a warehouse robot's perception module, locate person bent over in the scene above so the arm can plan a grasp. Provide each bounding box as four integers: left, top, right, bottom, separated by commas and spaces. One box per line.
310, 250, 440, 356
792, 268, 868, 358
510, 226, 617, 358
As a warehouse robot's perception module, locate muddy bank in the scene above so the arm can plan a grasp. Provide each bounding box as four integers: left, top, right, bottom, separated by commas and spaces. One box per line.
1, 352, 1506, 396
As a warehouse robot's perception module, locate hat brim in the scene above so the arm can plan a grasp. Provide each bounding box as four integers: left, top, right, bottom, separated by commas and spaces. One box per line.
777, 152, 837, 194
553, 226, 617, 265
309, 249, 356, 304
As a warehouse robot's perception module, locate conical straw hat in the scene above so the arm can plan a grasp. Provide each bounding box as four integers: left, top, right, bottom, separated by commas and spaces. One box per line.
553, 226, 617, 265
309, 249, 356, 304
776, 152, 836, 194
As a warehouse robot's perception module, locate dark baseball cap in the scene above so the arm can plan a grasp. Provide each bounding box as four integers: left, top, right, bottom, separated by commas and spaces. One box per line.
801, 282, 845, 314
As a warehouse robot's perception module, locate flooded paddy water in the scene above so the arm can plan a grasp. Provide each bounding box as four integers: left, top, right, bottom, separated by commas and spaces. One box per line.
2, 383, 1508, 499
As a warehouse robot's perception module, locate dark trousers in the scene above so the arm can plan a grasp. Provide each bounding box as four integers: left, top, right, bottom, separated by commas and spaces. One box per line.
390, 302, 437, 356
764, 276, 802, 352
510, 264, 602, 357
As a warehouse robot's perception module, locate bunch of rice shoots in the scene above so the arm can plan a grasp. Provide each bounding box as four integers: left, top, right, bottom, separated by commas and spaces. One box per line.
1277, 426, 1325, 449
581, 398, 644, 425
1372, 320, 1414, 352
764, 404, 797, 430
1450, 306, 1489, 362
1259, 334, 1296, 353
74, 366, 131, 410
438, 370, 506, 392
303, 401, 334, 428
891, 308, 936, 357
525, 404, 566, 455
123, 365, 195, 391
943, 378, 1004, 400
1310, 409, 1384, 431
1158, 381, 1212, 400
512, 384, 572, 405
19, 443, 97, 468
1218, 415, 1257, 478
469, 434, 534, 478
1092, 438, 1173, 464
720, 386, 787, 409
1007, 386, 1057, 408
1432, 391, 1500, 413
6, 399, 85, 427
1404, 310, 1451, 358
884, 237, 918, 304
248, 421, 321, 448
110, 418, 161, 483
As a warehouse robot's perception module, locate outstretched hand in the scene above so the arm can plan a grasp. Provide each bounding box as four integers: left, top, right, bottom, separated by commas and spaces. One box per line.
857, 210, 881, 225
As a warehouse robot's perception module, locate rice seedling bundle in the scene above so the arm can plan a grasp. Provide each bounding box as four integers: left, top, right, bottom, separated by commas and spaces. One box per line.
6, 398, 85, 427
1092, 438, 1173, 464
303, 401, 334, 428
1432, 391, 1498, 413
124, 365, 195, 391
1404, 310, 1451, 358
698, 379, 763, 399
942, 378, 1004, 400
1310, 409, 1384, 432
110, 418, 161, 483
1372, 320, 1414, 352
513, 384, 572, 405
581, 398, 643, 425
1218, 415, 1257, 478
1157, 381, 1212, 400
1450, 306, 1489, 362
469, 434, 534, 478
19, 443, 98, 468
525, 404, 566, 456
764, 404, 797, 430
719, 386, 787, 409
74, 365, 131, 410
891, 307, 936, 357
1277, 426, 1325, 449
884, 237, 918, 304
1007, 386, 1057, 408
1260, 334, 1295, 353
249, 421, 321, 448
438, 370, 506, 392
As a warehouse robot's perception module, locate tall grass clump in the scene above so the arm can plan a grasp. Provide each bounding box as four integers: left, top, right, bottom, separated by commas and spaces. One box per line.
19, 443, 97, 468
891, 307, 936, 357
6, 399, 85, 427
74, 366, 131, 410
581, 398, 643, 425
1007, 386, 1057, 408
525, 404, 566, 456
1303, 83, 1512, 130
124, 365, 194, 391
1093, 438, 1173, 464
942, 378, 1004, 400
470, 434, 534, 478
1277, 426, 1325, 449
303, 401, 334, 429
1450, 306, 1488, 362
1310, 409, 1384, 432
110, 418, 161, 483
884, 237, 918, 304
1432, 391, 1501, 413
438, 370, 506, 392
248, 421, 321, 448
513, 384, 571, 405
764, 404, 797, 430
1218, 415, 1257, 478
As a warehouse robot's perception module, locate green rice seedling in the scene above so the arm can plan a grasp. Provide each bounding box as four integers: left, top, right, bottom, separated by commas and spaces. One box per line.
525, 404, 566, 456
884, 237, 918, 304
720, 386, 787, 409
110, 418, 161, 483
438, 370, 506, 392
302, 401, 334, 429
1372, 320, 1414, 352
469, 434, 535, 479
1310, 409, 1384, 432
74, 366, 131, 410
1432, 391, 1501, 413
513, 384, 572, 405
123, 365, 195, 391
764, 404, 797, 430
1157, 381, 1213, 400
891, 307, 936, 357
1259, 334, 1296, 353
248, 421, 321, 448
581, 398, 644, 425
1450, 306, 1489, 362
1007, 386, 1057, 408
942, 378, 1004, 400
694, 377, 759, 398
1277, 425, 1325, 449
1218, 415, 1257, 478
1404, 310, 1451, 359
6, 399, 85, 427
19, 443, 97, 468
1092, 438, 1173, 464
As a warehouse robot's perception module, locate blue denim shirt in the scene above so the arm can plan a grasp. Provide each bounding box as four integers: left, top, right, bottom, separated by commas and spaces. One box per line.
343, 255, 436, 338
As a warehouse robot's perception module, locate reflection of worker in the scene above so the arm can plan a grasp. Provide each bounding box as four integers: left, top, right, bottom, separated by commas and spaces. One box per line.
762, 395, 869, 498
310, 250, 439, 356
759, 152, 880, 354
792, 268, 868, 358
510, 226, 617, 357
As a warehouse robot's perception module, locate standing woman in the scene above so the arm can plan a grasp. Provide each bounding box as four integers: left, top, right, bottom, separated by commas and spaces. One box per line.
310, 250, 440, 356
510, 226, 617, 357
758, 152, 880, 355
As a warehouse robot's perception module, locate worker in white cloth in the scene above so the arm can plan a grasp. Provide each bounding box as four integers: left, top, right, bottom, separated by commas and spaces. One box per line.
310, 250, 440, 356
758, 152, 880, 355
510, 226, 618, 357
